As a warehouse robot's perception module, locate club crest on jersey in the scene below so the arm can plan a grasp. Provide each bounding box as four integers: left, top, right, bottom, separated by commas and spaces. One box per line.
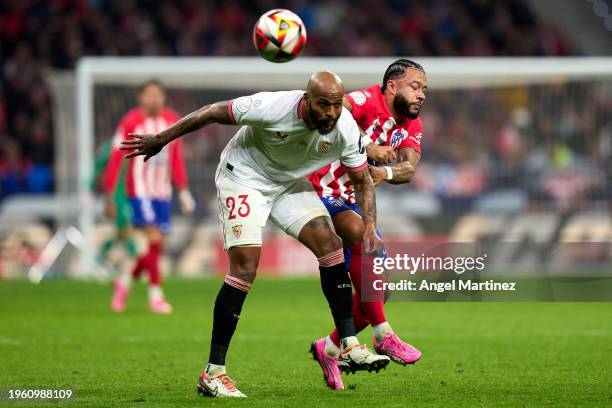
327, 197, 344, 207
390, 128, 408, 149
235, 97, 252, 114
317, 141, 332, 154
232, 224, 243, 238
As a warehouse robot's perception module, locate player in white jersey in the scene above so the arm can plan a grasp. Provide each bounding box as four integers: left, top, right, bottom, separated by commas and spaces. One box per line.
121, 72, 390, 398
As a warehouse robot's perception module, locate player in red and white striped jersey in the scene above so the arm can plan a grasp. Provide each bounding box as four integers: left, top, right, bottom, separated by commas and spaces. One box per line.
104, 79, 195, 314
308, 60, 427, 388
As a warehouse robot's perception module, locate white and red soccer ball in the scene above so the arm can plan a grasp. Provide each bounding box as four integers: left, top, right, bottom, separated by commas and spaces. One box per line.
253, 9, 307, 63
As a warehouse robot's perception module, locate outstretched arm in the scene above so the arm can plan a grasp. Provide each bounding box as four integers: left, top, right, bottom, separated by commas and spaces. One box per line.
347, 168, 382, 255
121, 101, 233, 161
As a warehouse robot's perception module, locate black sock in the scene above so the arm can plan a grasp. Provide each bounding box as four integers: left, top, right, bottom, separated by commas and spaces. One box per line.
319, 262, 355, 339
208, 282, 248, 365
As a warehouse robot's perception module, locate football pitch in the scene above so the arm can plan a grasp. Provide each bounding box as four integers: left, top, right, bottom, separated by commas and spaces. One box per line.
1, 278, 610, 407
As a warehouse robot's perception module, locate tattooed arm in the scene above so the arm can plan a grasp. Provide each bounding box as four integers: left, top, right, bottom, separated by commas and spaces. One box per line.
369, 147, 421, 186
120, 101, 233, 161
387, 147, 420, 184
348, 168, 382, 254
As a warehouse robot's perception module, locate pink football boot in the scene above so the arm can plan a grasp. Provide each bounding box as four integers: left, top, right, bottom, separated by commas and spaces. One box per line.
111, 279, 130, 312
149, 298, 173, 314
309, 338, 344, 390
373, 333, 422, 365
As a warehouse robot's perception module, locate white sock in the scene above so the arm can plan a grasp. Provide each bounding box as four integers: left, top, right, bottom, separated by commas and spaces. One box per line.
205, 363, 226, 377
324, 335, 341, 357
373, 321, 393, 342
340, 335, 359, 351
148, 285, 164, 302
119, 272, 132, 289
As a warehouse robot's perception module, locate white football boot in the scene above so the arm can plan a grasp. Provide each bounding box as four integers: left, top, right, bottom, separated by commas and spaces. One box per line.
197, 371, 246, 398
337, 336, 391, 374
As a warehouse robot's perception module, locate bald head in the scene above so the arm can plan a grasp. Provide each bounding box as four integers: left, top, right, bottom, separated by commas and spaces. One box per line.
303, 71, 345, 135
306, 71, 344, 97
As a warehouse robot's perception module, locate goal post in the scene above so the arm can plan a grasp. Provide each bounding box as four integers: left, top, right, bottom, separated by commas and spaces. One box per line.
39, 56, 612, 279
75, 56, 612, 90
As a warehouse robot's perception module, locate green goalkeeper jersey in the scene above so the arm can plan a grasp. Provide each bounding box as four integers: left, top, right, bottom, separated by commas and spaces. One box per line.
91, 139, 131, 229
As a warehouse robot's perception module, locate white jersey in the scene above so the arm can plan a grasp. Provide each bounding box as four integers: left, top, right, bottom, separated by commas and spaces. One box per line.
217, 90, 367, 191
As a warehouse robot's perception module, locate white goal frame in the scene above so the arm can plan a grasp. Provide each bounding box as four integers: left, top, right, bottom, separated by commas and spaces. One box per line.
74, 56, 612, 272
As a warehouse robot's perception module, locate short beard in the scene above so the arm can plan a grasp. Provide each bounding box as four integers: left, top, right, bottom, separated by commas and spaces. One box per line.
393, 95, 419, 119
308, 107, 335, 134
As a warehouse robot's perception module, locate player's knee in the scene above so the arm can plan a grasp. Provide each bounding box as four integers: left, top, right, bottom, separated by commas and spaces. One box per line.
333, 213, 365, 246
228, 248, 260, 283
344, 223, 365, 246
229, 258, 258, 283
230, 262, 257, 283
319, 231, 343, 255
144, 226, 163, 243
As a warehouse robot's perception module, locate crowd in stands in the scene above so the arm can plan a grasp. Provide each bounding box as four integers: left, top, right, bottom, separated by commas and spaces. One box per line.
4, 0, 600, 212
413, 83, 611, 212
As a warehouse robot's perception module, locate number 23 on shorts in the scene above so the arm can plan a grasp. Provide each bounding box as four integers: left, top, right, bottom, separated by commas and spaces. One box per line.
226, 195, 251, 219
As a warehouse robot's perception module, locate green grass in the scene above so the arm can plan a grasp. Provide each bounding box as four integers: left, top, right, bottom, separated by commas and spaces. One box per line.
0, 278, 611, 407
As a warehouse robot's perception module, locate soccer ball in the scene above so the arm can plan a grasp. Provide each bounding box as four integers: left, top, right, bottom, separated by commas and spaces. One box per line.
252, 9, 307, 63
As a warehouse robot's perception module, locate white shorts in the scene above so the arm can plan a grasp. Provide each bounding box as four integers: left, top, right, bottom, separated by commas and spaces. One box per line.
215, 171, 330, 250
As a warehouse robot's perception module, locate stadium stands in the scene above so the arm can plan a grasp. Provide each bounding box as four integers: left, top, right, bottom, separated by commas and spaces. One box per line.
0, 0, 576, 202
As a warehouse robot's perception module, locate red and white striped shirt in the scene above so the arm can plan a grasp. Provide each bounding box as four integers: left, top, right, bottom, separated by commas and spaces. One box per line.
308, 85, 424, 203
103, 107, 188, 200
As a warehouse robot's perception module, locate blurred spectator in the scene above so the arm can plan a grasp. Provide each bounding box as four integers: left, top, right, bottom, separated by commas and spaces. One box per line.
0, 137, 26, 199
0, 0, 593, 209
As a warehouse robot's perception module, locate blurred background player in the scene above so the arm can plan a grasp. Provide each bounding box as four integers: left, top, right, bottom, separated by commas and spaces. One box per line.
90, 137, 138, 264
104, 79, 195, 314
308, 59, 426, 389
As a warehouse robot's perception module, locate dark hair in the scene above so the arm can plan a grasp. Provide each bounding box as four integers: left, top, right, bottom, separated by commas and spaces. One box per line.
381, 59, 425, 92
138, 78, 165, 94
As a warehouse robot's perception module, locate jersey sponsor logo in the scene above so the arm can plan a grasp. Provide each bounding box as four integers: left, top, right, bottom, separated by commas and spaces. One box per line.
232, 224, 243, 238
318, 141, 332, 154
235, 97, 252, 114
349, 91, 367, 106
410, 132, 423, 145
390, 128, 408, 149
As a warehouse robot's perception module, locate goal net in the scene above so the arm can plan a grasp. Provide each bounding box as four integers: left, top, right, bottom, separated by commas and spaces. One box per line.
4, 57, 610, 280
